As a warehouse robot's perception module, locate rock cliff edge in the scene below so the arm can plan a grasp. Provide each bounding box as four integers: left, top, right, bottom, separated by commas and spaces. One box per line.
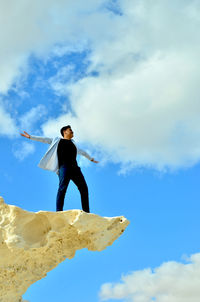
0, 196, 129, 302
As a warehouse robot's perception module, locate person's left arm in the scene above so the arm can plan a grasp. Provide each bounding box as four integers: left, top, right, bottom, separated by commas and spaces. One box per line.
77, 147, 99, 163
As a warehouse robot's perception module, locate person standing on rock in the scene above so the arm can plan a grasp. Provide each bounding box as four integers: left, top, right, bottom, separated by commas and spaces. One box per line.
20, 125, 98, 213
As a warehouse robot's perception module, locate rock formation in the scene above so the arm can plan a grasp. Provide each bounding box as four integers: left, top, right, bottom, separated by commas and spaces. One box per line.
0, 196, 129, 302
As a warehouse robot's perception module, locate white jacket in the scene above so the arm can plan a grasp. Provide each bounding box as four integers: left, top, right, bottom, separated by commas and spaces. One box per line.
30, 135, 93, 173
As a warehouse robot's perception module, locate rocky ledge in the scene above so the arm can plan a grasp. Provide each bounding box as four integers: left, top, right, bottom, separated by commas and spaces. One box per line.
0, 197, 129, 302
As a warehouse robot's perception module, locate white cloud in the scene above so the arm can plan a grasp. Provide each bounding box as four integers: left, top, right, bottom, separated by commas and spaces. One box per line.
12, 142, 35, 161
41, 0, 200, 171
1, 0, 200, 170
0, 0, 104, 139
99, 253, 200, 302
0, 103, 17, 136
0, 0, 104, 94
19, 105, 46, 132
48, 65, 75, 96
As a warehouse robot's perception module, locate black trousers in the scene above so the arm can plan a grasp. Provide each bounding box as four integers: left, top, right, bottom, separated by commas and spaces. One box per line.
56, 164, 90, 212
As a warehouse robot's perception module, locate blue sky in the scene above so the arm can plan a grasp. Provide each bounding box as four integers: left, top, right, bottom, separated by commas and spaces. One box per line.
1, 0, 200, 301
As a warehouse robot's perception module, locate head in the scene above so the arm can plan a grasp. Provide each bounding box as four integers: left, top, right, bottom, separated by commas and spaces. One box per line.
60, 125, 73, 139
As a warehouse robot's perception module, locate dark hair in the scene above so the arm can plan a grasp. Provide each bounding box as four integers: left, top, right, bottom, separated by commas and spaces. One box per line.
60, 125, 71, 137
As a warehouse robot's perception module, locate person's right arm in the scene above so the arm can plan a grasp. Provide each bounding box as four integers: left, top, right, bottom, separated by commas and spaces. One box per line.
20, 131, 53, 144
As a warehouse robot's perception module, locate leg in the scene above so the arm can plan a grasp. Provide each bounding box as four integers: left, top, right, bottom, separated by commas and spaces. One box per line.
56, 165, 70, 211
71, 167, 90, 213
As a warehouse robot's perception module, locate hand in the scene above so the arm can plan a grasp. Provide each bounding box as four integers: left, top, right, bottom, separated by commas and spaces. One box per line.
91, 158, 99, 163
20, 131, 30, 139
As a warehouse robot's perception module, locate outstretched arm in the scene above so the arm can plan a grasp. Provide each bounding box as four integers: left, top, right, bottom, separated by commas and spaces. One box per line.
91, 158, 99, 163
77, 147, 99, 163
20, 131, 53, 144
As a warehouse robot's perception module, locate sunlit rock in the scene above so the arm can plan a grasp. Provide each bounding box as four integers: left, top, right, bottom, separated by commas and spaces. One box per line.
0, 196, 129, 302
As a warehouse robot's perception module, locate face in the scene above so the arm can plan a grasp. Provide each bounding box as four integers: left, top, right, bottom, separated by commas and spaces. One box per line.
64, 127, 74, 138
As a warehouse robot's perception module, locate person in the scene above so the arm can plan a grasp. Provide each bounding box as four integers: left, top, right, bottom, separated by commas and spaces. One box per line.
20, 125, 98, 213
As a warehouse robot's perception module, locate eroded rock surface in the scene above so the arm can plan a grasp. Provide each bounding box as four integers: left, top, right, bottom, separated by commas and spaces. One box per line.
0, 197, 129, 302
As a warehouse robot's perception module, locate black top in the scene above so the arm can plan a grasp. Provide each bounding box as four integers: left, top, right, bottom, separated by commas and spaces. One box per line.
57, 139, 78, 168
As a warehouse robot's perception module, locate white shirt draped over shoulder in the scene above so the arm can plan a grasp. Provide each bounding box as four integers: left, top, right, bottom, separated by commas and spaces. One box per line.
30, 135, 93, 173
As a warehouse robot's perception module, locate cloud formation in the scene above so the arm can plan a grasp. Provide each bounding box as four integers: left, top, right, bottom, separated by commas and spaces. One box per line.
0, 102, 16, 136
41, 0, 200, 170
19, 105, 46, 132
1, 0, 200, 170
99, 253, 200, 302
0, 0, 102, 136
0, 0, 103, 94
12, 142, 35, 161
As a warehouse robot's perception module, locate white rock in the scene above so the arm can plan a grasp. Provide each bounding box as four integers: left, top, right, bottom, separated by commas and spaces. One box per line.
0, 196, 129, 302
